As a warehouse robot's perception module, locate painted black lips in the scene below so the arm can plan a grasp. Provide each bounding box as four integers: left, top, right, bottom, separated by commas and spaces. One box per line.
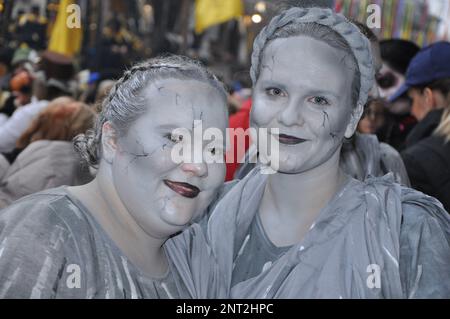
164, 180, 200, 199
277, 134, 308, 145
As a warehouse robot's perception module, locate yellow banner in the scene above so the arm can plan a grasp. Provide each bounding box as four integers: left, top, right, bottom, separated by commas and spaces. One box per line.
195, 0, 243, 34
48, 0, 82, 58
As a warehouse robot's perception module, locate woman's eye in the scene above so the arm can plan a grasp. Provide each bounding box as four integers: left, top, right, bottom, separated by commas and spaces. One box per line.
266, 88, 285, 97
165, 133, 183, 143
309, 96, 330, 106
207, 146, 223, 156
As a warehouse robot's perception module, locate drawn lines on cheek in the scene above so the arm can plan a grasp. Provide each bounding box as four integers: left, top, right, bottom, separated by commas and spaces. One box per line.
322, 110, 330, 128
123, 138, 161, 172
321, 110, 340, 142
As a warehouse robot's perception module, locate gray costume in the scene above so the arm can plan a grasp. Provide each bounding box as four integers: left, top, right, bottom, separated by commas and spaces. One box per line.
340, 133, 410, 186
168, 167, 450, 298
0, 187, 189, 299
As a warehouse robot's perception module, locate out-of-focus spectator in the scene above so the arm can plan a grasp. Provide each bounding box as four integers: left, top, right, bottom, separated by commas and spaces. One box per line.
358, 98, 386, 135
339, 20, 410, 186
402, 105, 450, 212
92, 18, 143, 80
0, 99, 96, 208
391, 42, 450, 148
9, 70, 33, 107
378, 39, 420, 150
0, 51, 75, 154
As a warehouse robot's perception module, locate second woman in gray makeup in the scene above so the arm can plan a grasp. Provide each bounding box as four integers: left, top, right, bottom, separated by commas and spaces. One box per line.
171, 7, 450, 298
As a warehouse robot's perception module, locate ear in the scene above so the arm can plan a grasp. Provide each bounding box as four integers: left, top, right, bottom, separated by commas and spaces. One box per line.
345, 102, 364, 139
101, 122, 119, 164
423, 87, 435, 109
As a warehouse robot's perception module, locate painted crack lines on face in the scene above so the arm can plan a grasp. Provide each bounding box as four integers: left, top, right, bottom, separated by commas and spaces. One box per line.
322, 110, 330, 128
123, 138, 159, 173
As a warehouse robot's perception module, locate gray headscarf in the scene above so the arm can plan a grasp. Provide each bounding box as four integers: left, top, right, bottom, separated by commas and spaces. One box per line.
250, 7, 375, 109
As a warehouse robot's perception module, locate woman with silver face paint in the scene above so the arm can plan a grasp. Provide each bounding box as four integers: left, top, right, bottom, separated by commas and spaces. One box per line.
0, 55, 229, 298
175, 7, 450, 298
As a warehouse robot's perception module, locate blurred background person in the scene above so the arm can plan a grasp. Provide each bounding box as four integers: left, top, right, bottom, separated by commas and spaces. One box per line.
357, 98, 387, 135
0, 50, 75, 154
402, 103, 450, 212
377, 39, 420, 150
0, 98, 96, 208
391, 42, 450, 149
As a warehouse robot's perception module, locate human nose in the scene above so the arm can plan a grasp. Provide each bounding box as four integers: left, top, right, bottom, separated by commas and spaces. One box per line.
180, 162, 208, 178
278, 99, 304, 127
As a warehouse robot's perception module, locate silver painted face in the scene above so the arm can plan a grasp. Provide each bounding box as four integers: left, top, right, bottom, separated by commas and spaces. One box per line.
111, 78, 227, 239
251, 36, 358, 174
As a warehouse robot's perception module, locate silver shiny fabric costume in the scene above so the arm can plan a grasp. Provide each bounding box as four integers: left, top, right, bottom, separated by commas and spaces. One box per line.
168, 167, 450, 298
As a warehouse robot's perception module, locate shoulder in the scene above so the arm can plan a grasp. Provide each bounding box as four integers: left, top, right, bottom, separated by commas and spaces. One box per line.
379, 142, 401, 159
400, 186, 450, 230
0, 189, 83, 238
402, 137, 450, 177
0, 190, 88, 298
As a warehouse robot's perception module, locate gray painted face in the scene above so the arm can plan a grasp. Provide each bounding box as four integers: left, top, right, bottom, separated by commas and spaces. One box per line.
108, 78, 227, 239
251, 36, 359, 174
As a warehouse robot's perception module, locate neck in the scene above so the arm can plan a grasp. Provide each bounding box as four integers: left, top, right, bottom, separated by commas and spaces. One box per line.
69, 164, 168, 277
259, 147, 348, 246
267, 148, 346, 216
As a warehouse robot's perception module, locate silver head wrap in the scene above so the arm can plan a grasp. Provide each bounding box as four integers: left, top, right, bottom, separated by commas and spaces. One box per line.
250, 7, 375, 108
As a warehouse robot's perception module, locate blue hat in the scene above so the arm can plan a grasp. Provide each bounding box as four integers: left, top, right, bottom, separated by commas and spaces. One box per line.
389, 41, 450, 102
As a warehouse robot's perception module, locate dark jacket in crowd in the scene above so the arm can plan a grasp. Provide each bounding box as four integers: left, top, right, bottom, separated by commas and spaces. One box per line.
405, 109, 444, 148
377, 113, 417, 151
402, 135, 450, 212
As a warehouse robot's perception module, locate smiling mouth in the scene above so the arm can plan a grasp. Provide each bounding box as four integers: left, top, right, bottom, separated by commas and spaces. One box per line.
164, 180, 200, 199
276, 134, 309, 145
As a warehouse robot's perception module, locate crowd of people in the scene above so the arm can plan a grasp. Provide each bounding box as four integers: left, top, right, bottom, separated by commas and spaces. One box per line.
0, 4, 448, 299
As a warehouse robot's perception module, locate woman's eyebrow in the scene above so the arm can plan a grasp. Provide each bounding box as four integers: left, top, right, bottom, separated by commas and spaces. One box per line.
307, 90, 340, 99
258, 80, 288, 91
259, 80, 340, 98
156, 124, 187, 131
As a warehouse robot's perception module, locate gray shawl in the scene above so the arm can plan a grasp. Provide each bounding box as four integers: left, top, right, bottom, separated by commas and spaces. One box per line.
168, 167, 450, 298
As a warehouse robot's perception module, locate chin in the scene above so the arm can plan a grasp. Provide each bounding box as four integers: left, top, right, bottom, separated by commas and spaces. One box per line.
273, 161, 305, 175
160, 208, 196, 229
